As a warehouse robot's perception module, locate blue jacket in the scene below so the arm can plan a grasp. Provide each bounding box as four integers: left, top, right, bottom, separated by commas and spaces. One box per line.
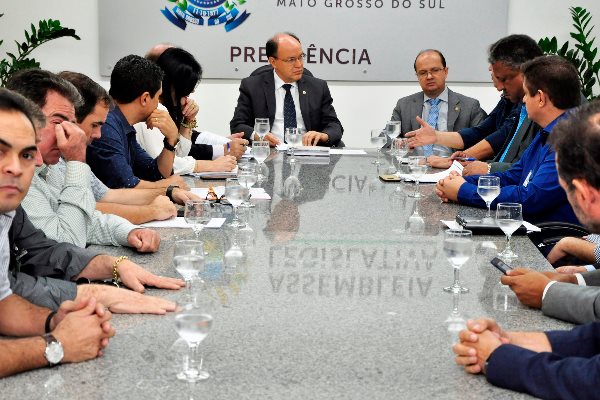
458, 97, 518, 151
487, 322, 600, 399
457, 114, 578, 224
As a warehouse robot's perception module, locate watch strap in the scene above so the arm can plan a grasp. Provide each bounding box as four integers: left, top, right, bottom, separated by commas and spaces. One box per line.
45, 311, 56, 333
166, 185, 179, 202
163, 137, 178, 152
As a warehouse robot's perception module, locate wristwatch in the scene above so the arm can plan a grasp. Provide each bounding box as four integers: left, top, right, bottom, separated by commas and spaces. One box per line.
163, 137, 179, 152
43, 333, 64, 366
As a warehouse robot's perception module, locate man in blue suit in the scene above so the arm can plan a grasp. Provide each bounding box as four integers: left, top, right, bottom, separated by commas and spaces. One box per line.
452, 100, 600, 399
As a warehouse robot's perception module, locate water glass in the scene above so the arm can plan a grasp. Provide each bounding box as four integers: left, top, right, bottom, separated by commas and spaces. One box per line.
184, 200, 212, 239
173, 240, 205, 300
251, 141, 270, 182
285, 127, 304, 163
225, 178, 248, 227
442, 229, 473, 294
477, 176, 501, 219
385, 120, 402, 142
408, 155, 427, 198
254, 118, 270, 141
496, 203, 522, 259
174, 305, 213, 382
370, 128, 387, 165
237, 167, 257, 208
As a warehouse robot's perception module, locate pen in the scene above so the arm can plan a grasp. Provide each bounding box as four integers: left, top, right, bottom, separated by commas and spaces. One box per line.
455, 157, 476, 161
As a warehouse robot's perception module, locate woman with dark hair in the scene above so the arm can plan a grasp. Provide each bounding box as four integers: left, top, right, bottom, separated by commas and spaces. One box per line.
135, 47, 246, 174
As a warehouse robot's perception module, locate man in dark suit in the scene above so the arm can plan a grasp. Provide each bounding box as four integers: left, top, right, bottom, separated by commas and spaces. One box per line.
230, 33, 343, 147
390, 49, 486, 138
452, 101, 600, 399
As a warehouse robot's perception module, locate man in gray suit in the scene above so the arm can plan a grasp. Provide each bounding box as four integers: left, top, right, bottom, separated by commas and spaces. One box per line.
500, 100, 600, 324
390, 49, 486, 154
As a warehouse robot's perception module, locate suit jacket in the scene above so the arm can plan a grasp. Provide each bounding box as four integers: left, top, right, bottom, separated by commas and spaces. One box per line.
390, 88, 487, 136
489, 118, 540, 173
542, 282, 600, 324
485, 322, 600, 399
230, 72, 344, 146
7, 206, 100, 310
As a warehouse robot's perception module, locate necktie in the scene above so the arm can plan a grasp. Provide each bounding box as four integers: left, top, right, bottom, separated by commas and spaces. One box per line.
283, 84, 297, 133
498, 105, 528, 162
423, 98, 441, 156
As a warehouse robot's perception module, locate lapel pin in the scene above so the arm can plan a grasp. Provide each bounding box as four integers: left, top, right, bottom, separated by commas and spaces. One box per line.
455, 106, 460, 112
302, 90, 307, 95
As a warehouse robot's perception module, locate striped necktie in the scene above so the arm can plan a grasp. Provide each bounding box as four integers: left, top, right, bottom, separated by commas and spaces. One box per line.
283, 84, 297, 131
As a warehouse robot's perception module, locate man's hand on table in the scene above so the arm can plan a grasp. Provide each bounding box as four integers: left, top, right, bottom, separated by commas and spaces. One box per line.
435, 172, 465, 202
76, 284, 177, 314
453, 318, 509, 374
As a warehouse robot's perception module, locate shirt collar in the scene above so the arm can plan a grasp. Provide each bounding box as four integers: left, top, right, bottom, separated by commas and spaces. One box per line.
424, 86, 448, 103
36, 164, 50, 179
109, 105, 136, 136
274, 70, 298, 91
544, 112, 568, 133
1, 210, 15, 219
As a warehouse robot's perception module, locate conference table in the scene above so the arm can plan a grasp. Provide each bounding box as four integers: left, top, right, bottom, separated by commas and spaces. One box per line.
0, 150, 573, 399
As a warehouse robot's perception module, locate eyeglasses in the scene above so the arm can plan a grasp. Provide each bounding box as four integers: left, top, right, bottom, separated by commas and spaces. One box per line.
274, 53, 306, 64
416, 67, 445, 78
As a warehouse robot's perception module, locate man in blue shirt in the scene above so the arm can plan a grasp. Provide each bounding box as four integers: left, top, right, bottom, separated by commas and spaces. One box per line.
409, 35, 543, 170
452, 100, 600, 400
435, 55, 581, 224
87, 55, 185, 189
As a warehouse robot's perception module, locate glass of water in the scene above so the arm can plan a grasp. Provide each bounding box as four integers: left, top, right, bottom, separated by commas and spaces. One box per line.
477, 175, 501, 219
392, 138, 409, 172
385, 120, 402, 146
285, 127, 303, 163
225, 178, 248, 228
251, 141, 270, 183
370, 128, 387, 165
237, 167, 257, 208
174, 305, 213, 382
184, 200, 212, 239
442, 229, 473, 294
408, 155, 427, 198
173, 240, 205, 301
254, 118, 270, 141
496, 202, 522, 260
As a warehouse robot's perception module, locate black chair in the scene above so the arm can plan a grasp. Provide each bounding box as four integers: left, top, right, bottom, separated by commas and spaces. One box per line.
250, 64, 313, 77
527, 221, 590, 262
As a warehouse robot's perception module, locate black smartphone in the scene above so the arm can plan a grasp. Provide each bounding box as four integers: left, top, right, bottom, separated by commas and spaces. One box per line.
491, 257, 512, 274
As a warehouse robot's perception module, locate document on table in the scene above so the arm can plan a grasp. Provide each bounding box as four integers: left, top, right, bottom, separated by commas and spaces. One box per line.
190, 187, 271, 200
330, 149, 367, 155
399, 161, 464, 183
140, 217, 226, 229
189, 167, 238, 179
441, 219, 541, 232
194, 130, 229, 145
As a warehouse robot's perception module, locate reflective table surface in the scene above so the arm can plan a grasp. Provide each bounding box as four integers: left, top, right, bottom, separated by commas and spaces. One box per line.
0, 151, 572, 399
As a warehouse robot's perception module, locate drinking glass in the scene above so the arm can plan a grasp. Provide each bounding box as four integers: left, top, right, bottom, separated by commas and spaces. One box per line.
442, 229, 473, 294
385, 120, 402, 143
173, 240, 205, 301
392, 138, 409, 172
408, 155, 427, 198
370, 128, 387, 165
237, 167, 257, 208
285, 127, 304, 163
254, 118, 270, 141
174, 305, 213, 382
184, 200, 212, 239
496, 203, 522, 259
477, 176, 500, 219
251, 141, 270, 183
225, 178, 248, 228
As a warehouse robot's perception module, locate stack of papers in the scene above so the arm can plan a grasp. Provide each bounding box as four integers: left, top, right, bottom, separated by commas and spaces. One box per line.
398, 161, 463, 183
190, 186, 271, 200
289, 146, 330, 157
140, 217, 226, 229
188, 166, 238, 179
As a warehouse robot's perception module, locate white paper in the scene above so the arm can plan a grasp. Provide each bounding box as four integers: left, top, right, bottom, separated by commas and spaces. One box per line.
276, 144, 289, 151
188, 166, 238, 178
291, 146, 330, 157
330, 149, 367, 155
398, 161, 464, 183
441, 220, 463, 230
140, 217, 190, 229
205, 218, 226, 228
140, 217, 227, 229
194, 130, 229, 145
522, 221, 541, 232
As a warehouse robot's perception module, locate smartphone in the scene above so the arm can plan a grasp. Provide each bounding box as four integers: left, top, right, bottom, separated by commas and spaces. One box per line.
491, 257, 512, 274
379, 174, 401, 182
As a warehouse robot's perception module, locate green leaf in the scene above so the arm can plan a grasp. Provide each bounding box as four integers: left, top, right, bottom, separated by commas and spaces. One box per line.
550, 36, 558, 53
